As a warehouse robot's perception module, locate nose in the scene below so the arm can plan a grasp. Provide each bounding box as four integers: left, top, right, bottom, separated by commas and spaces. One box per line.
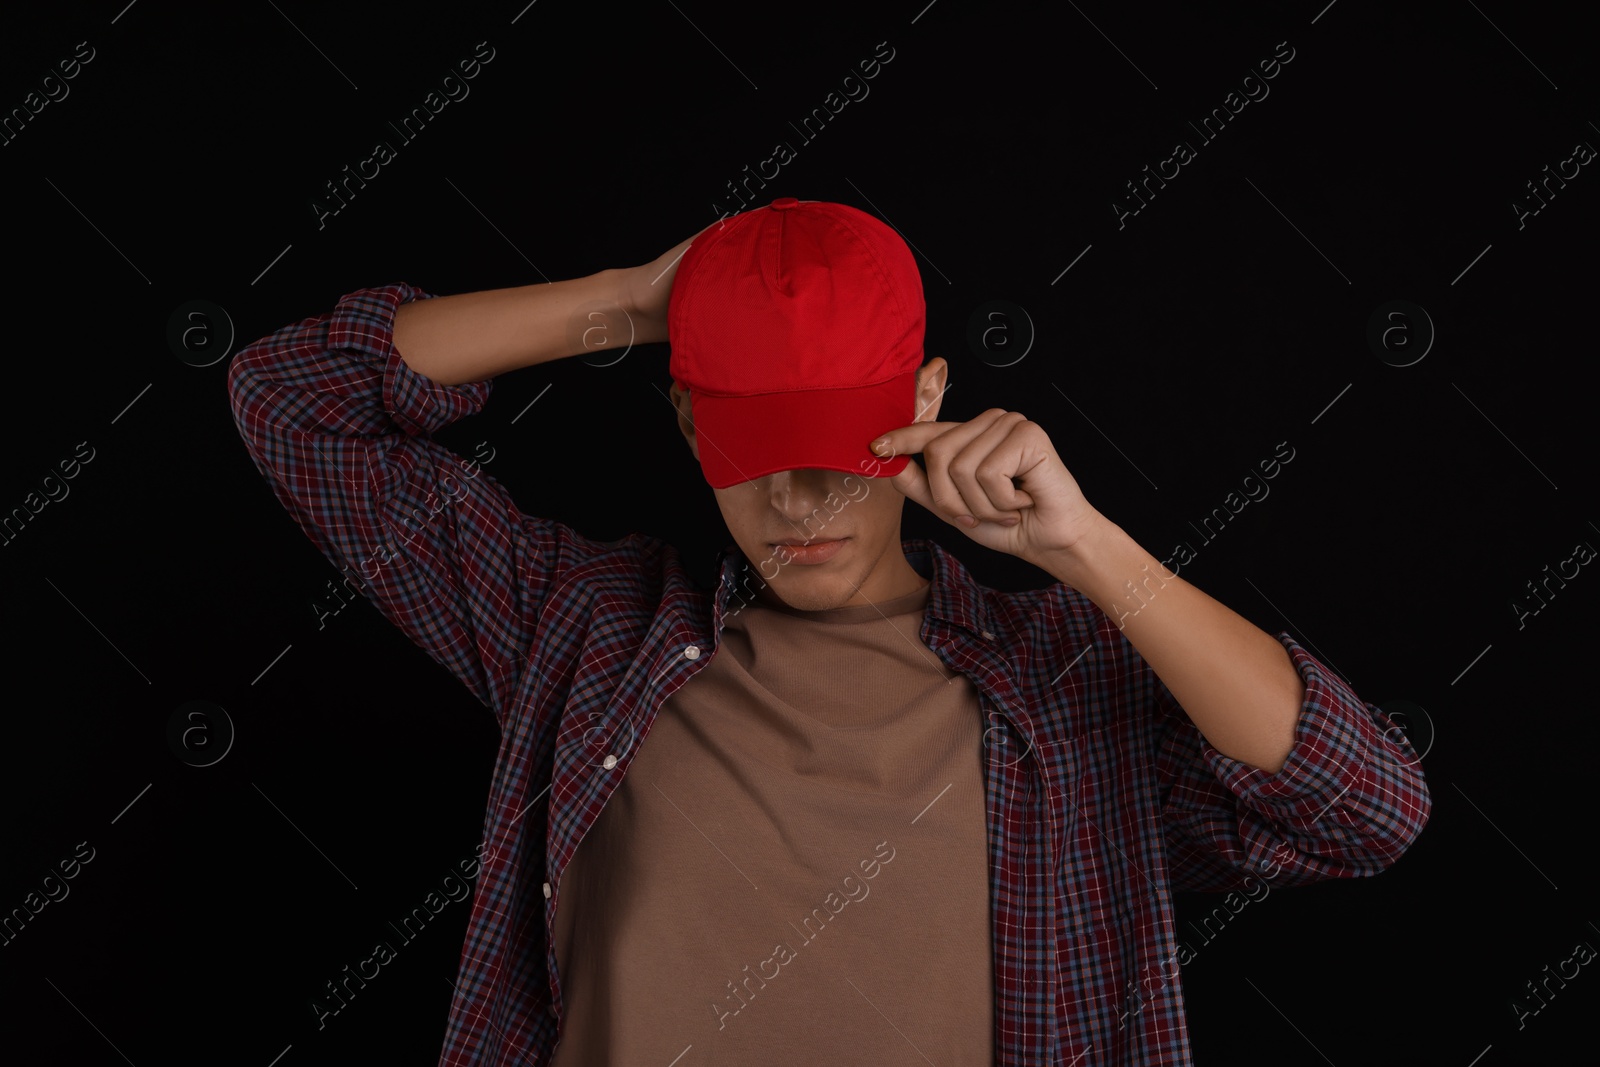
766, 468, 833, 520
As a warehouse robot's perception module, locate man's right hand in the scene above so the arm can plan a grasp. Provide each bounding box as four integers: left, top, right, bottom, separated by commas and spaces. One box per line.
619, 224, 716, 344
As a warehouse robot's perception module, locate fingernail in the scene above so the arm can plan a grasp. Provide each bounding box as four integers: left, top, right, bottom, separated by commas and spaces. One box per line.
957, 515, 978, 528
1002, 517, 1020, 527
870, 438, 887, 454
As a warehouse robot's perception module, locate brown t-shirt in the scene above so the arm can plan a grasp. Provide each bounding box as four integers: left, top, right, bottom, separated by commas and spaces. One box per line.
549, 579, 994, 1065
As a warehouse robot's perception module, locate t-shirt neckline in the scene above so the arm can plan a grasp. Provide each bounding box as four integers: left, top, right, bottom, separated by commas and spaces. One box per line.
752, 580, 931, 625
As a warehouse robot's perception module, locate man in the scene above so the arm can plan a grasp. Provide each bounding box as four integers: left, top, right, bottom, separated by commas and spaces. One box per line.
227, 197, 1431, 1065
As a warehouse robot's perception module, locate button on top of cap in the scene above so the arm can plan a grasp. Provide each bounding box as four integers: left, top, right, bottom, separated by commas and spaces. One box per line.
770, 197, 800, 210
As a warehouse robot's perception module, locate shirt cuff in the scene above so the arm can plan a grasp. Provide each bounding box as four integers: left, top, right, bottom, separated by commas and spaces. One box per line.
325, 282, 494, 436
1199, 632, 1383, 822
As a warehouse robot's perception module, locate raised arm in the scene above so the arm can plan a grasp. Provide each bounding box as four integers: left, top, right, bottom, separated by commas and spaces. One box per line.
391, 228, 699, 384
226, 235, 695, 728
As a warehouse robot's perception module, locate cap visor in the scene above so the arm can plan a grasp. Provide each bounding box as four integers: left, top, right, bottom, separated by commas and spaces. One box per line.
690, 369, 917, 489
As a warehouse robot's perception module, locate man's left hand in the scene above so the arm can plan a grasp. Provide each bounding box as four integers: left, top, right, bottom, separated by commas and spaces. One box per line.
870, 408, 1106, 565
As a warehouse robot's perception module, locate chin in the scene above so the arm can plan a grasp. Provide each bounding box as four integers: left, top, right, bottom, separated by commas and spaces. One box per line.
767, 568, 864, 610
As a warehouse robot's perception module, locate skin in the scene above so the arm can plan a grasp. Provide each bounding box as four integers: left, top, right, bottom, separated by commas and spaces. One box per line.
666, 358, 951, 613
867, 407, 1304, 772
642, 232, 1305, 774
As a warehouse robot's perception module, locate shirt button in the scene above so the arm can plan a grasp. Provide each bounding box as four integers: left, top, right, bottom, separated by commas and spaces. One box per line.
602, 754, 618, 769
542, 882, 552, 899
684, 644, 701, 660
981, 630, 995, 640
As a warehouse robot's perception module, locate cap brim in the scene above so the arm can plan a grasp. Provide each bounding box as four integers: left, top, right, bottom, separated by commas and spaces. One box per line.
689, 368, 918, 489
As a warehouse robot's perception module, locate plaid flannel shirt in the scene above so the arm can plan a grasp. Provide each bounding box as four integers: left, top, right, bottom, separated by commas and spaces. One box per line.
227, 282, 1432, 1066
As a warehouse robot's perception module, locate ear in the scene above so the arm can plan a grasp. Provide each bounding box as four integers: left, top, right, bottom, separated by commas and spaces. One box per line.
914, 358, 950, 422
669, 378, 700, 461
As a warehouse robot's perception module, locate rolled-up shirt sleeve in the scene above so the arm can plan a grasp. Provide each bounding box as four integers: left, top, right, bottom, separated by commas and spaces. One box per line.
226, 282, 619, 729
1146, 631, 1432, 892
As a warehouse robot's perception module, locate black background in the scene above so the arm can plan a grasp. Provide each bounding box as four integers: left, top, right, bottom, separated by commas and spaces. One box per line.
1, 1, 1595, 1064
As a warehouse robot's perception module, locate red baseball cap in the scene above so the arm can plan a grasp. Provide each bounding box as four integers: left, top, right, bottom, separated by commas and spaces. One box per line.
668, 197, 925, 489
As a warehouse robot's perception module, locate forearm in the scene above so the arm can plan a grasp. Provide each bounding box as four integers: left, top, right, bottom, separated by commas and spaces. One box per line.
1035, 517, 1304, 774
393, 268, 646, 386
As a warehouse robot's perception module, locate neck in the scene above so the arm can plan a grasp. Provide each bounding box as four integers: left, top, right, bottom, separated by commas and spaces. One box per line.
750, 538, 928, 612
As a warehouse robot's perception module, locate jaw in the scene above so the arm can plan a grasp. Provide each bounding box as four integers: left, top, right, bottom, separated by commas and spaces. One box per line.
753, 534, 920, 612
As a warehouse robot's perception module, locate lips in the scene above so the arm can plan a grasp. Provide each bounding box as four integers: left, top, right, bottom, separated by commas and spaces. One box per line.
769, 537, 848, 565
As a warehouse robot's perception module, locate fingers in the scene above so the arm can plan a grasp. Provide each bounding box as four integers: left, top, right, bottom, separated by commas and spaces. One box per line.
938, 410, 1033, 524
871, 418, 950, 459
878, 409, 1039, 528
